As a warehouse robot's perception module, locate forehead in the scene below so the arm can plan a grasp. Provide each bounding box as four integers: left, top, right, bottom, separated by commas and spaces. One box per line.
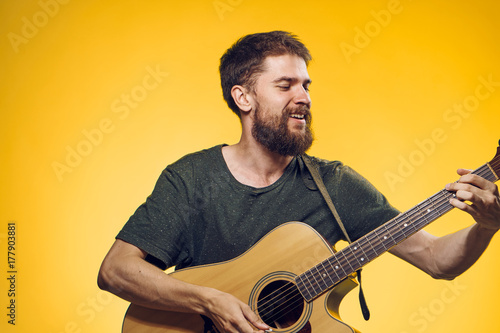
258, 54, 310, 83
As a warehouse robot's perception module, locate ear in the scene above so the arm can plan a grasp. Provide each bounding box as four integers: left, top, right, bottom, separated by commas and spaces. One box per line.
231, 85, 253, 113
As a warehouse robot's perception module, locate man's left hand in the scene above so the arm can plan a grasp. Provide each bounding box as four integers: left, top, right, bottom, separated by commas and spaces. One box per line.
446, 168, 500, 232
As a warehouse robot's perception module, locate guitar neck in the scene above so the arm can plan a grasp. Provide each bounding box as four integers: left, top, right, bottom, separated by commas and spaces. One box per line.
296, 161, 500, 302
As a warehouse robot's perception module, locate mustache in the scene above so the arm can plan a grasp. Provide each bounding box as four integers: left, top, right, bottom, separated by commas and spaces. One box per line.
285, 105, 311, 116
284, 105, 312, 123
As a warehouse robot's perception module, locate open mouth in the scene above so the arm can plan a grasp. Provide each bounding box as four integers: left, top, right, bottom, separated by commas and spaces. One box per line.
289, 114, 305, 120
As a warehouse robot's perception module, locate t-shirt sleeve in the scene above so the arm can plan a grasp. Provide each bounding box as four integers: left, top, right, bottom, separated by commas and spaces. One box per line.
324, 163, 400, 242
116, 165, 193, 269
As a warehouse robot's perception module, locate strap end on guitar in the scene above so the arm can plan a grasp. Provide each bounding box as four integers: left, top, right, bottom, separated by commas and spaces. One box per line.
357, 269, 370, 321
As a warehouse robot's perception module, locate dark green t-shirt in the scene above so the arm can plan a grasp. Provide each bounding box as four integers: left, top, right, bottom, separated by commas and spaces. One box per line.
117, 145, 399, 270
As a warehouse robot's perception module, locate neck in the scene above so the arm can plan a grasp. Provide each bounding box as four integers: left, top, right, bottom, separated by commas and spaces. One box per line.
222, 138, 294, 188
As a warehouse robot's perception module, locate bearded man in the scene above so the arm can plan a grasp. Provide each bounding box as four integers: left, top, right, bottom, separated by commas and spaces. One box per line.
98, 31, 500, 333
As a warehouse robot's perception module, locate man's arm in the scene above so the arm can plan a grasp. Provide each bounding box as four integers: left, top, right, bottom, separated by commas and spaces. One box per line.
97, 239, 270, 333
390, 168, 500, 279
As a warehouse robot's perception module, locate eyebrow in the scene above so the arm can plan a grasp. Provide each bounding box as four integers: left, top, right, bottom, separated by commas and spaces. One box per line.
272, 76, 312, 85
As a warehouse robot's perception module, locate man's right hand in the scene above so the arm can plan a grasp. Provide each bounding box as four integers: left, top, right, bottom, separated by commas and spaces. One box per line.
98, 239, 271, 333
202, 288, 271, 333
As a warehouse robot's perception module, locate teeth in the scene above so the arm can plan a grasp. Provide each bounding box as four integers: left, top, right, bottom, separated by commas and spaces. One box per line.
290, 114, 304, 119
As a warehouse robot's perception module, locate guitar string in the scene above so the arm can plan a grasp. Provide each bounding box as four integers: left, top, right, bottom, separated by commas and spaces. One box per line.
251, 161, 500, 322
334, 188, 456, 277
276, 188, 458, 316
313, 161, 500, 297
289, 187, 457, 303
300, 155, 497, 294
490, 159, 500, 177
320, 190, 454, 284
252, 281, 297, 311
299, 163, 497, 299
297, 202, 447, 304
334, 163, 497, 276
251, 255, 344, 320
336, 163, 498, 292
321, 190, 454, 291
250, 274, 315, 318
247, 268, 321, 325
258, 290, 308, 327
252, 282, 306, 325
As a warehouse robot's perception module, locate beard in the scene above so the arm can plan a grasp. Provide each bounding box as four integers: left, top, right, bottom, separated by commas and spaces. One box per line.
251, 104, 314, 157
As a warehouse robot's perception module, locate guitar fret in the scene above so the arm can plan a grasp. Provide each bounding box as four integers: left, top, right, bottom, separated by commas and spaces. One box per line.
424, 200, 437, 222
383, 224, 398, 248
373, 228, 389, 252
434, 190, 448, 216
298, 274, 314, 300
391, 216, 406, 240
358, 243, 369, 263
324, 256, 342, 282
369, 234, 384, 259
414, 203, 428, 230
364, 233, 380, 258
314, 264, 329, 287
296, 276, 307, 299
353, 239, 370, 263
360, 236, 378, 261
312, 266, 328, 291
407, 208, 421, 232
442, 189, 455, 208
350, 242, 369, 267
399, 213, 413, 238
310, 268, 324, 293
306, 269, 319, 294
385, 219, 405, 244
319, 261, 336, 287
329, 255, 348, 279
339, 250, 356, 272
420, 199, 432, 226
433, 194, 446, 214
345, 245, 363, 269
479, 164, 497, 182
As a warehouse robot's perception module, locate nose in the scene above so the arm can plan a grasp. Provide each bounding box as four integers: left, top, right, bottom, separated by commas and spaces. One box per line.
294, 86, 311, 106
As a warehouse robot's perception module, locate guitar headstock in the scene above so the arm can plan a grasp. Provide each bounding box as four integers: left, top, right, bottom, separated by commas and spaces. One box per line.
488, 140, 500, 179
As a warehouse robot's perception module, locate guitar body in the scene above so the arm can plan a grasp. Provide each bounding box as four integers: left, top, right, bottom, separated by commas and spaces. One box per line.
122, 222, 359, 333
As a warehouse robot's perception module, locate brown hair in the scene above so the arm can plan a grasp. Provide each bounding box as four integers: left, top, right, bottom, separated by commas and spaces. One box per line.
219, 31, 312, 117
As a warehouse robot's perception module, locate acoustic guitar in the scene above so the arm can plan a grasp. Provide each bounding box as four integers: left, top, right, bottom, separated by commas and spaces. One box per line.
122, 143, 500, 333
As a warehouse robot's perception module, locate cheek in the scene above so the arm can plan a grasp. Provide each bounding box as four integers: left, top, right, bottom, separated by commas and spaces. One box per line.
259, 92, 289, 110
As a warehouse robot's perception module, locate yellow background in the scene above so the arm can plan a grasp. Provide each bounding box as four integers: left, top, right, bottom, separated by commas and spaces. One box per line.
1, 0, 499, 332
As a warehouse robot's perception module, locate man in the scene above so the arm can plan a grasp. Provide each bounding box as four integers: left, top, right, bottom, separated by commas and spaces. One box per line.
98, 31, 500, 333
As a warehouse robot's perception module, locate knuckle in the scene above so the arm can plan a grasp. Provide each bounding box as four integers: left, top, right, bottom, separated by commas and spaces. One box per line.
460, 174, 473, 182
464, 183, 476, 191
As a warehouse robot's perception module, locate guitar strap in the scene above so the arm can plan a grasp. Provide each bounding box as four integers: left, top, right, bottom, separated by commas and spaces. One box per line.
301, 154, 371, 321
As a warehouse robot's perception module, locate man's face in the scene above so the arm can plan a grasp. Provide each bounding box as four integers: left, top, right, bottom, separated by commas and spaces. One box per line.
250, 54, 314, 156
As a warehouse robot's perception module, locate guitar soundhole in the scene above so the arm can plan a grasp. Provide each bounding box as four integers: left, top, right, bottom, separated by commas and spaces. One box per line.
257, 280, 305, 330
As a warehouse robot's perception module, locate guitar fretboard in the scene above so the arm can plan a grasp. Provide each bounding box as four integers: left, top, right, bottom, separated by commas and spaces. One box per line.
296, 162, 499, 302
